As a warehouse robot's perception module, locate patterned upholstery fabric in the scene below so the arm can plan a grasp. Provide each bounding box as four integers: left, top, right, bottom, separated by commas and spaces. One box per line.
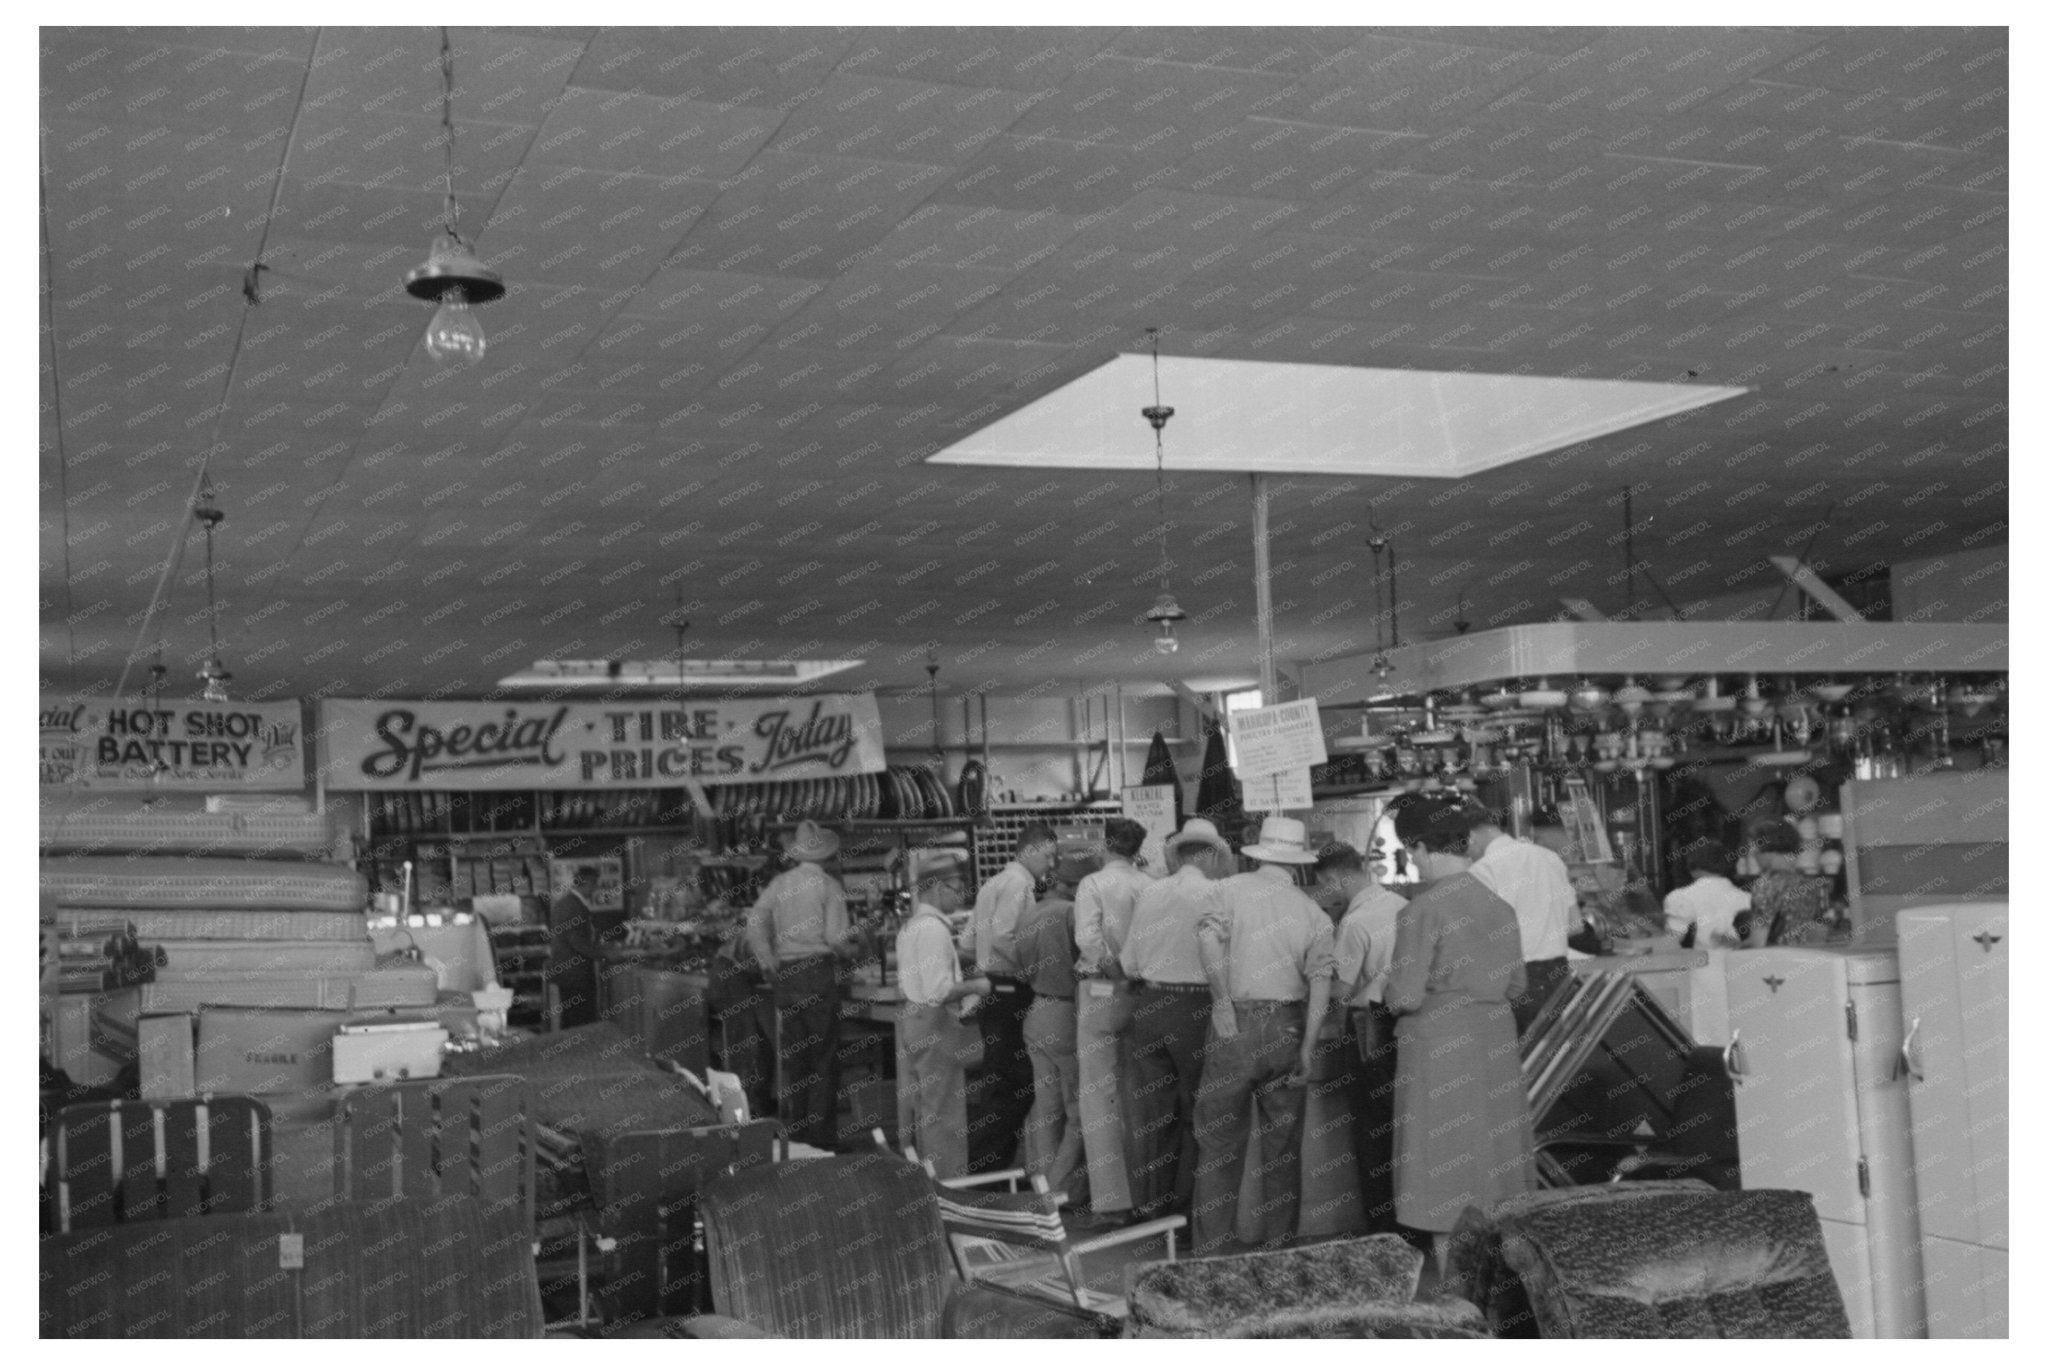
1482, 1186, 1851, 1338
1126, 1235, 1484, 1339
697, 1152, 960, 1338
41, 1198, 542, 1338
1448, 1180, 1714, 1336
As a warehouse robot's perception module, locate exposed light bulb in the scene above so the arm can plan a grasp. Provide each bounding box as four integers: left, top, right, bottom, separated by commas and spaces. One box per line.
1153, 624, 1180, 656
424, 284, 486, 366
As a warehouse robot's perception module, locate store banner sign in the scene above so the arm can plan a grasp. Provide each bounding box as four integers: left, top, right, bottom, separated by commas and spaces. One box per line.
1242, 767, 1314, 813
1120, 784, 1179, 878
318, 694, 887, 790
1230, 698, 1328, 779
39, 697, 305, 791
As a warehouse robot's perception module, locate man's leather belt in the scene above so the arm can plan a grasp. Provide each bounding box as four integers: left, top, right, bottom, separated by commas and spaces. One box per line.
1033, 993, 1075, 1002
1134, 980, 1207, 994
1230, 998, 1306, 1012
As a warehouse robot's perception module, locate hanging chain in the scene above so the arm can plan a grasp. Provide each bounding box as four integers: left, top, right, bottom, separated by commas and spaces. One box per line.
1143, 328, 1174, 595
439, 27, 459, 237
197, 476, 223, 660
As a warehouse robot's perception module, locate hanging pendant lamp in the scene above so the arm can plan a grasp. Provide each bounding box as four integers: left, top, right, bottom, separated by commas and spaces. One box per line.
193, 481, 232, 702
1139, 328, 1187, 656
404, 28, 504, 366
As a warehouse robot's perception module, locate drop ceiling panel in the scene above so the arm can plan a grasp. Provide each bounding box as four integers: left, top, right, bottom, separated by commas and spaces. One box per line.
568, 28, 859, 107
931, 136, 1151, 215
768, 74, 1039, 165
520, 87, 779, 180
667, 151, 952, 279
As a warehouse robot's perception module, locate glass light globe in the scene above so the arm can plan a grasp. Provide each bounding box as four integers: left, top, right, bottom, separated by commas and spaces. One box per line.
1153, 628, 1180, 655
424, 285, 486, 366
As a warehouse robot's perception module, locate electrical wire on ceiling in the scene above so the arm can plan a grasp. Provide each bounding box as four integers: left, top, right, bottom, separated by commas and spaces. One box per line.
38, 136, 76, 679
110, 29, 321, 702
241, 28, 595, 635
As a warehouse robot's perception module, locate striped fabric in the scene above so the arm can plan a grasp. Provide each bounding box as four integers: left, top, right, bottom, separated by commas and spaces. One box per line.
698, 1152, 955, 1338
136, 963, 437, 1012
935, 1187, 1069, 1251
54, 908, 371, 942
41, 1199, 542, 1338
157, 940, 376, 974
42, 856, 366, 911
40, 810, 335, 859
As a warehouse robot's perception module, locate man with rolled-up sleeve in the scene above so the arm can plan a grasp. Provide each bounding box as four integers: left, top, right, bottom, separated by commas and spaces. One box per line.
969, 822, 1056, 1172
1071, 818, 1151, 1225
1190, 816, 1335, 1255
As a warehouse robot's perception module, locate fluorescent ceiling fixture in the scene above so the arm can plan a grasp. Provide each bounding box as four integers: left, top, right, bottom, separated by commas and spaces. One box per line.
499, 659, 865, 689
928, 354, 1747, 477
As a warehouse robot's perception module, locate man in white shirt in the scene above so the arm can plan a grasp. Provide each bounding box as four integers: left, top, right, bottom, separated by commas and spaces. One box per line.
970, 822, 1057, 1171
1663, 842, 1751, 948
896, 849, 990, 1178
1120, 818, 1233, 1221
1315, 842, 1407, 1232
1466, 809, 1579, 1035
745, 820, 858, 1147
1070, 818, 1152, 1225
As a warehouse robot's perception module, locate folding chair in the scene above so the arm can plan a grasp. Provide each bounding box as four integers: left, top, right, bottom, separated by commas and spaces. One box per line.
870, 1129, 1184, 1316
47, 1095, 270, 1232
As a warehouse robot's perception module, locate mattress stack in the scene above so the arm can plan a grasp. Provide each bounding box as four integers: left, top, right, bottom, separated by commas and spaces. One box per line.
41, 854, 435, 1012
40, 816, 430, 1095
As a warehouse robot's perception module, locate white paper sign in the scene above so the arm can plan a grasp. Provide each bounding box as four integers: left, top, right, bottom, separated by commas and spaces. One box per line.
1230, 699, 1328, 778
1120, 784, 1179, 877
1242, 767, 1313, 812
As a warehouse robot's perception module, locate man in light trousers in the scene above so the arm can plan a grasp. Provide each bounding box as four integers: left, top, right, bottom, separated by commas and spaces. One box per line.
1070, 818, 1152, 1227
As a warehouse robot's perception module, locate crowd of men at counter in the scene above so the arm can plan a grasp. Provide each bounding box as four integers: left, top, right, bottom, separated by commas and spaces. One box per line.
543, 795, 1844, 1268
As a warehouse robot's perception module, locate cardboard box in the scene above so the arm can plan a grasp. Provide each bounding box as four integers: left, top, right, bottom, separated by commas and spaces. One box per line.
194, 1008, 340, 1094
331, 1025, 447, 1084
139, 1013, 196, 1099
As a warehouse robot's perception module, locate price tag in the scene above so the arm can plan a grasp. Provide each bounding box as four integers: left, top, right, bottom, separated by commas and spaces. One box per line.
277, 1233, 304, 1269
1087, 980, 1116, 999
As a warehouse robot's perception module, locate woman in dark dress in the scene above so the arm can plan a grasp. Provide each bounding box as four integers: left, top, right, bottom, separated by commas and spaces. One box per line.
1385, 797, 1538, 1272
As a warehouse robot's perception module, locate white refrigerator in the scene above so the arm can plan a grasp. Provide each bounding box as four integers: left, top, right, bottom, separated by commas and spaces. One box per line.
1897, 903, 2007, 1338
1724, 946, 1926, 1338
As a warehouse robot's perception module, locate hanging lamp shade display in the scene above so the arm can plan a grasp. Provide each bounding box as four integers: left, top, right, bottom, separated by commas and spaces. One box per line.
1137, 327, 1188, 656
1141, 729, 1184, 826
1194, 721, 1243, 835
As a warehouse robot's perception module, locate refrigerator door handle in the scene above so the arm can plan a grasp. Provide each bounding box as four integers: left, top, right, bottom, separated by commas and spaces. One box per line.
1897, 1014, 1925, 1082
1724, 1028, 1744, 1084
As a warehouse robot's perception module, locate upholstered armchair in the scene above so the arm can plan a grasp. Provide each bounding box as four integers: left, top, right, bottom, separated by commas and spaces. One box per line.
1447, 1183, 1852, 1338
1123, 1235, 1489, 1338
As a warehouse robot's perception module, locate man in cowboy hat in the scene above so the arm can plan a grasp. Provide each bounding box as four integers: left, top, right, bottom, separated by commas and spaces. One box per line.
1119, 817, 1236, 1221
1016, 848, 1103, 1205
1190, 814, 1336, 1254
896, 848, 990, 1178
745, 819, 858, 1148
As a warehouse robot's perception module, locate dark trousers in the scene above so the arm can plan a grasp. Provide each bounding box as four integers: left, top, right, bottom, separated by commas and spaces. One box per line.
1511, 956, 1572, 1036
1341, 1002, 1401, 1233
771, 955, 840, 1147
708, 958, 774, 1121
969, 975, 1034, 1173
1121, 987, 1209, 1219
1190, 1002, 1307, 1254
549, 961, 600, 1031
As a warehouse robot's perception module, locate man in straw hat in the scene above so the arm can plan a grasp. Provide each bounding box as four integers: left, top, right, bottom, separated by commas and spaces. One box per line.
895, 847, 990, 1178
1119, 817, 1235, 1222
1190, 814, 1335, 1254
745, 819, 858, 1148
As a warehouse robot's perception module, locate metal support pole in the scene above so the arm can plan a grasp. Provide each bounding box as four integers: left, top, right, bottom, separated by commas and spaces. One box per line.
1251, 473, 1278, 704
